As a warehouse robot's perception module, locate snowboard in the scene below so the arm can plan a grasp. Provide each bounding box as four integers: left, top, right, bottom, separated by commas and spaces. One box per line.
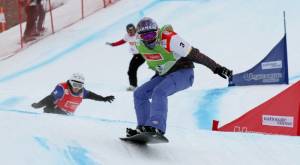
120, 132, 169, 144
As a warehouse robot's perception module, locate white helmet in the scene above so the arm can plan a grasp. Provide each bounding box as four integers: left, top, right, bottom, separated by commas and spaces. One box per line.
69, 73, 85, 84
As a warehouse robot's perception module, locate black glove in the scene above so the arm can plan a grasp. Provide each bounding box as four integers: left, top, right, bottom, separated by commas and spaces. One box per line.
214, 66, 233, 79
103, 96, 115, 103
31, 102, 44, 109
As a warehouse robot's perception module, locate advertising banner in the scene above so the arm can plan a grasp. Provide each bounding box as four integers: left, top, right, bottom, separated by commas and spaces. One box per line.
229, 35, 289, 86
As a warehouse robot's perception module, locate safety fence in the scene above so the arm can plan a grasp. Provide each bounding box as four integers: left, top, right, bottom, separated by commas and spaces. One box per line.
0, 6, 5, 32
0, 0, 118, 60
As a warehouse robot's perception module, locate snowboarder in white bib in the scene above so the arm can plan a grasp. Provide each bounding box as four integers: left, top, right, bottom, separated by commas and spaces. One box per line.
106, 24, 145, 91
126, 17, 232, 137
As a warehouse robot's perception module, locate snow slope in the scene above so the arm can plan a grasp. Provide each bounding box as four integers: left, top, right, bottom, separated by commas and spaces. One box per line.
0, 0, 300, 164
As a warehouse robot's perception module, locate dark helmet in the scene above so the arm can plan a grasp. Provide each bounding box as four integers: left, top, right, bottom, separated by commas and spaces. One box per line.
126, 23, 136, 31
136, 17, 158, 34
136, 17, 158, 49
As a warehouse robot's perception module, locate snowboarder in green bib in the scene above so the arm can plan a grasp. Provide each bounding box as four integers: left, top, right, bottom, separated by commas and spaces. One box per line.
126, 17, 232, 137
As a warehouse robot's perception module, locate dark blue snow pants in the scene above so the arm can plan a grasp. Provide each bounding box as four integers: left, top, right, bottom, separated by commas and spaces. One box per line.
133, 68, 194, 133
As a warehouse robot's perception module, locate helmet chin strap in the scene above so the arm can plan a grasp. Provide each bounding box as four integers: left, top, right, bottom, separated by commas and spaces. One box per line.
143, 39, 157, 49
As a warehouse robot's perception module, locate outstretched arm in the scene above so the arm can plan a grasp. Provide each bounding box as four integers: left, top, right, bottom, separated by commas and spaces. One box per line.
186, 47, 220, 72
186, 47, 232, 79
85, 91, 115, 103
32, 95, 55, 108
32, 85, 63, 109
106, 39, 126, 47
168, 34, 232, 79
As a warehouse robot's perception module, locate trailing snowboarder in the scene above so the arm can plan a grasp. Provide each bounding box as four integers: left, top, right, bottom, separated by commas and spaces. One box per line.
31, 73, 115, 115
106, 23, 145, 91
124, 17, 232, 141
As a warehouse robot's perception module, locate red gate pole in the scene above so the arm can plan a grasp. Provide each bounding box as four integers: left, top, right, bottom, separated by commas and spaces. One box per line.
48, 0, 54, 34
17, 0, 24, 48
212, 120, 219, 131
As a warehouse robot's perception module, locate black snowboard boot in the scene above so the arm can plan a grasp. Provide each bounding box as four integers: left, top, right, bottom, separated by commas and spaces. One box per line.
126, 128, 138, 137
126, 126, 143, 137
141, 126, 165, 135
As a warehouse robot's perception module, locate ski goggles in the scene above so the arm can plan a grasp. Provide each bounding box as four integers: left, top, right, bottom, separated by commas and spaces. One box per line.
70, 80, 84, 89
140, 31, 157, 41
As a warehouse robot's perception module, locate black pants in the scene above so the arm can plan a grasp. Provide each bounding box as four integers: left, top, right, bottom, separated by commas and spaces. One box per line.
128, 54, 145, 87
43, 106, 68, 115
24, 6, 38, 37
36, 3, 45, 31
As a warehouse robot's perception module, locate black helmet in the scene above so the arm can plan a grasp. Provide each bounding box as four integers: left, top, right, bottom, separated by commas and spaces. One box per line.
126, 23, 136, 31
136, 17, 158, 34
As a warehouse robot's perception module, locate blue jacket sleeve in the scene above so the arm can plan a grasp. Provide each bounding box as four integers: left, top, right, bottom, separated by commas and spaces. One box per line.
51, 85, 64, 101
83, 88, 89, 99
